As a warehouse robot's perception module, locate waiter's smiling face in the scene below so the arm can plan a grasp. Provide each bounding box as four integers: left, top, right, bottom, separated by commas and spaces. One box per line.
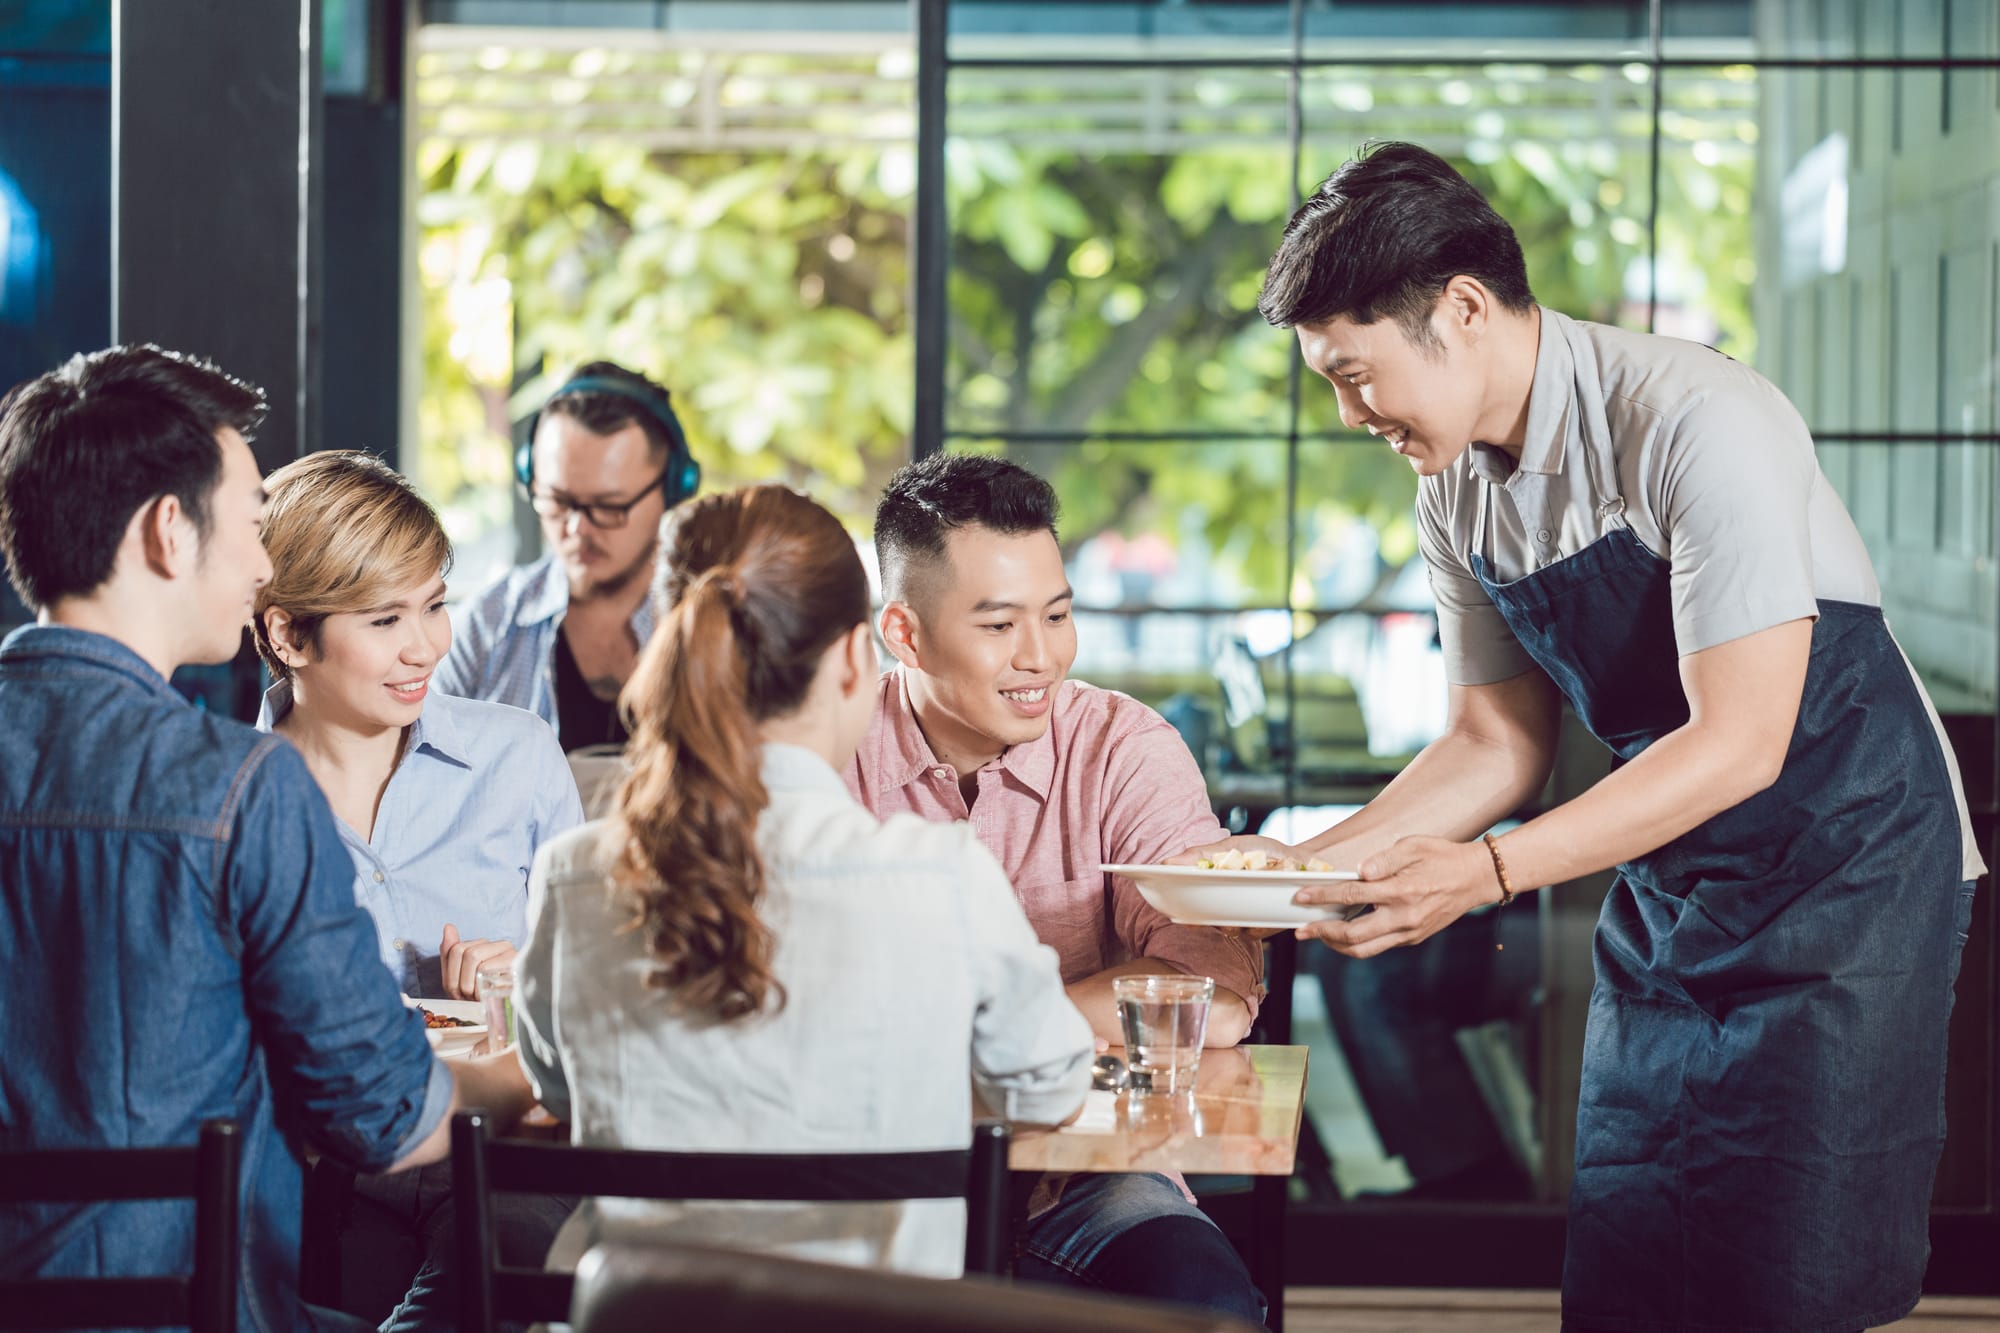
1295, 282, 1493, 477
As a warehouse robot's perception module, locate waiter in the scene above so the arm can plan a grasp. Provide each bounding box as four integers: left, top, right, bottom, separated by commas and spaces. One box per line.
1253, 142, 1983, 1332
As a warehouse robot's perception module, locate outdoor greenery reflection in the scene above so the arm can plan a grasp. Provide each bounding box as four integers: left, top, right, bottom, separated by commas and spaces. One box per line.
415, 45, 1757, 682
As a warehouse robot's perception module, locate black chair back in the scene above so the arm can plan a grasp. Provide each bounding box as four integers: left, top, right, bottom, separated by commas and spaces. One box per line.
0, 1119, 241, 1333
451, 1111, 1010, 1333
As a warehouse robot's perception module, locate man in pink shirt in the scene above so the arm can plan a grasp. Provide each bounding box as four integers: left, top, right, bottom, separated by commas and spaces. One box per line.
847, 454, 1267, 1324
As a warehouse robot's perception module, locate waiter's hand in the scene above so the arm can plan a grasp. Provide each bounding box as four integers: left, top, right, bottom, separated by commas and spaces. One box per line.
1167, 833, 1295, 866
439, 923, 517, 1000
1291, 836, 1498, 958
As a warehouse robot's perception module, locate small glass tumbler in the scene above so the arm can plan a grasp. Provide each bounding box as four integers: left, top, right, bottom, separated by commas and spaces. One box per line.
477, 960, 517, 1053
1111, 973, 1214, 1093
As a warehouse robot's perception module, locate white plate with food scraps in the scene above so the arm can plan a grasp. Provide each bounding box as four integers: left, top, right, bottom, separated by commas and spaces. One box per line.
1103, 861, 1367, 928
405, 995, 488, 1060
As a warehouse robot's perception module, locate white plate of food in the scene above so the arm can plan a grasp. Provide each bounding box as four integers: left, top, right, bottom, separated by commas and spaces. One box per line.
406, 996, 488, 1059
1104, 856, 1367, 928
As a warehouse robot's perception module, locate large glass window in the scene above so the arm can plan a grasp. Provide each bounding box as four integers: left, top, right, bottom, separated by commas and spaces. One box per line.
930, 0, 2000, 1276
412, 30, 917, 588
416, 0, 1999, 1291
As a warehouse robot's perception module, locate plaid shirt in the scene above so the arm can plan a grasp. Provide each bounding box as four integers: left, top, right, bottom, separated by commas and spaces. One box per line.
434, 553, 657, 732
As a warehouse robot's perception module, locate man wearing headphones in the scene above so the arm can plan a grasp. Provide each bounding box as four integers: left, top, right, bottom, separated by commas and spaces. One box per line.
435, 361, 700, 752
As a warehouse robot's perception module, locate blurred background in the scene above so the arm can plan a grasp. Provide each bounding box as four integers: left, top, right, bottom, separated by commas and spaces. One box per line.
2, 0, 1993, 1292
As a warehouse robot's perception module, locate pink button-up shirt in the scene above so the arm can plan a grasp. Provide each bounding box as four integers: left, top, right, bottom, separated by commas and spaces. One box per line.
845, 669, 1265, 1014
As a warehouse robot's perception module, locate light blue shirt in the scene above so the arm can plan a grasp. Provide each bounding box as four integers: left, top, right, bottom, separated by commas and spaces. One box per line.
256, 681, 586, 996
433, 553, 657, 733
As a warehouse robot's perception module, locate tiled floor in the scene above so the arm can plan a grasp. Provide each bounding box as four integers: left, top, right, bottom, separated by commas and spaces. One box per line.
1283, 1289, 2000, 1331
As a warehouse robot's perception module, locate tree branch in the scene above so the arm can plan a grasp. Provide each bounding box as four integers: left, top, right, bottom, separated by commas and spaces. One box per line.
1044, 215, 1260, 434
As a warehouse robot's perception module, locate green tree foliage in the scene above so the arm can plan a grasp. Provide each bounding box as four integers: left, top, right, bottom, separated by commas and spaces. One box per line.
416, 48, 919, 539
418, 52, 1755, 608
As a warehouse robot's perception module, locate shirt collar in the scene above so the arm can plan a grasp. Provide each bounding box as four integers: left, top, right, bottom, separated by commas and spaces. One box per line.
760, 742, 850, 798
995, 710, 1056, 802
1513, 304, 1574, 479
514, 553, 658, 643
255, 677, 473, 769
630, 591, 657, 642
863, 666, 1055, 803
515, 555, 570, 630
863, 668, 940, 793
0, 624, 184, 703
407, 691, 471, 766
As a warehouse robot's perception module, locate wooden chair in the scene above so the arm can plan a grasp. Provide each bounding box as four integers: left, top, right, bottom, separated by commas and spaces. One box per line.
569, 1239, 1267, 1333
0, 1119, 241, 1333
451, 1111, 1011, 1333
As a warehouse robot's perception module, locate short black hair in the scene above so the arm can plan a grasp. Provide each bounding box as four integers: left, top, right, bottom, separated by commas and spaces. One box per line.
543, 360, 682, 462
874, 454, 1060, 606
0, 344, 266, 611
1257, 141, 1534, 345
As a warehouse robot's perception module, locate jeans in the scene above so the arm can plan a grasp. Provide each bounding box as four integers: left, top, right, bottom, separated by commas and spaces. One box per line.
323, 1162, 573, 1333
1016, 1172, 1266, 1326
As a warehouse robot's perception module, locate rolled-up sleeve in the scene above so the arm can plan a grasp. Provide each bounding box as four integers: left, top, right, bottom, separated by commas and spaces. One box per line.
231, 742, 450, 1172
1419, 475, 1536, 686
1099, 715, 1266, 1013
959, 839, 1094, 1124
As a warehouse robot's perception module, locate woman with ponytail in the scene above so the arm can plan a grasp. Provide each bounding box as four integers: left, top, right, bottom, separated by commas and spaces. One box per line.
515, 484, 1092, 1277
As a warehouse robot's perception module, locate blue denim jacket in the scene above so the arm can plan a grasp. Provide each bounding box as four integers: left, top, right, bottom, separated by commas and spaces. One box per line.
0, 626, 453, 1332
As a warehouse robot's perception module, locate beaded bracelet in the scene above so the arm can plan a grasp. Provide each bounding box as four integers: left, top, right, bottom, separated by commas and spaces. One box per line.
1481, 833, 1517, 953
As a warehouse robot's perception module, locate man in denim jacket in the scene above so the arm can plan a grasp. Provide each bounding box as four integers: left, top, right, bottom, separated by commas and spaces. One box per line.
0, 345, 534, 1331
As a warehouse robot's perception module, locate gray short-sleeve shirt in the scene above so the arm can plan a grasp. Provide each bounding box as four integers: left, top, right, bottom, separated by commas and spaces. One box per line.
1417, 308, 1982, 880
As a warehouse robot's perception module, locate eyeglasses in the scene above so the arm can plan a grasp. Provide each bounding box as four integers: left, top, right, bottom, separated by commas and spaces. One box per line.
526, 472, 667, 530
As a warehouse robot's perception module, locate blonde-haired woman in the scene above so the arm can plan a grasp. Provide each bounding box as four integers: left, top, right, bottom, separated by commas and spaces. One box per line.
516, 483, 1093, 1278
253, 450, 580, 1332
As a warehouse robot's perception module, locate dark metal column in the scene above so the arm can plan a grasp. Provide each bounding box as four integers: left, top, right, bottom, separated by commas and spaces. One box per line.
911, 0, 946, 460
322, 0, 408, 466
112, 0, 322, 472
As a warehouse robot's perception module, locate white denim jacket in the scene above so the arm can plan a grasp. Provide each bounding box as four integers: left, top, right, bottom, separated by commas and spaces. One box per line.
516, 742, 1094, 1278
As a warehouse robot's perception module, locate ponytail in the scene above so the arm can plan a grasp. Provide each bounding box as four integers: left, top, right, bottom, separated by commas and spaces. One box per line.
615, 566, 785, 1021
613, 486, 871, 1023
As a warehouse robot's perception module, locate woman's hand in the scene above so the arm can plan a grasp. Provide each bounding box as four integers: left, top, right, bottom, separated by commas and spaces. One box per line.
1291, 836, 1502, 958
439, 922, 517, 1000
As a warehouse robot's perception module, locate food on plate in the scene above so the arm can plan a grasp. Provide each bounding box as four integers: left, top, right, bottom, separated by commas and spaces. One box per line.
1193, 848, 1336, 873
422, 1007, 477, 1029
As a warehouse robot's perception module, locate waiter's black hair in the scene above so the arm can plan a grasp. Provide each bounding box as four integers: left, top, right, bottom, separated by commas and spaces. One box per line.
1257, 141, 1535, 346
874, 454, 1059, 608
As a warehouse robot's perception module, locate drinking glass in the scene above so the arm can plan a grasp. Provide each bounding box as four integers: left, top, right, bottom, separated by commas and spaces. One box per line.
1111, 974, 1214, 1093
477, 960, 516, 1053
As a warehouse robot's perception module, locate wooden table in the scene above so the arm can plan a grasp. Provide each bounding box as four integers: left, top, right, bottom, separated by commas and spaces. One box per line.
1010, 1045, 1307, 1331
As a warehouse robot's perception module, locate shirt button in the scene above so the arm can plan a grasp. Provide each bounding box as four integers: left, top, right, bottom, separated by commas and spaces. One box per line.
373, 871, 385, 883
933, 767, 950, 780
1535, 528, 1553, 543
391, 938, 407, 951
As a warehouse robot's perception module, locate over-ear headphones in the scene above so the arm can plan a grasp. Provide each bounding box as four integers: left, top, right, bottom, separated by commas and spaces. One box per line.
515, 374, 702, 508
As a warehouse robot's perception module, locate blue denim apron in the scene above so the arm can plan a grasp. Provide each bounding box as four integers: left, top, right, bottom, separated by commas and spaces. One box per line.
1469, 328, 1965, 1333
